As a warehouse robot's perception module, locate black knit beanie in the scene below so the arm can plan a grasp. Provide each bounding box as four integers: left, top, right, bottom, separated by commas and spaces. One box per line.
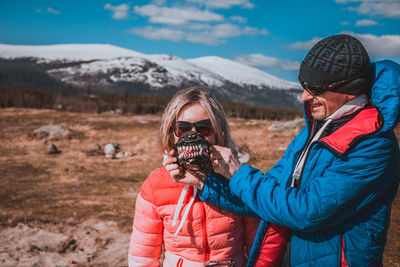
298, 34, 373, 95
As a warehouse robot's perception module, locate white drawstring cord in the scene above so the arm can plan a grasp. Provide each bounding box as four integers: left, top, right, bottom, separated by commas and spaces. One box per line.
173, 185, 189, 226
173, 187, 198, 236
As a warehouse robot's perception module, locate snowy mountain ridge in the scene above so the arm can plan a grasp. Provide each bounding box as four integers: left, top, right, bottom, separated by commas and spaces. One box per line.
0, 43, 146, 62
0, 43, 300, 90
0, 43, 303, 109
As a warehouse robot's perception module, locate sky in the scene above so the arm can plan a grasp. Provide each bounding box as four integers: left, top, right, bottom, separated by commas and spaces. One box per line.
0, 0, 399, 82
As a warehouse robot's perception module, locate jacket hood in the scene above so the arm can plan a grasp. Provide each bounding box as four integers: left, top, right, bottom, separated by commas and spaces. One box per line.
301, 60, 400, 155
304, 60, 400, 132
369, 60, 400, 132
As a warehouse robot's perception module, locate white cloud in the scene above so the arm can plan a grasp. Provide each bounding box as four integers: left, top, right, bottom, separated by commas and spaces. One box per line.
187, 0, 254, 9
287, 33, 400, 58
235, 54, 300, 70
186, 32, 224, 45
211, 23, 242, 38
340, 21, 350, 25
134, 4, 224, 25
128, 26, 185, 42
46, 7, 61, 15
287, 37, 323, 50
335, 0, 400, 19
128, 23, 268, 46
35, 7, 61, 15
185, 23, 213, 30
128, 26, 221, 45
242, 26, 268, 35
196, 24, 266, 44
151, 0, 167, 5
334, 0, 367, 3
210, 23, 266, 39
350, 1, 400, 18
355, 19, 378, 26
230, 16, 247, 24
341, 32, 400, 57
126, 2, 266, 45
104, 3, 130, 20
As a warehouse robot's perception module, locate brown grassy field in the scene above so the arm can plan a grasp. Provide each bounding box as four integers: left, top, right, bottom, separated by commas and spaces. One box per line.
0, 108, 399, 266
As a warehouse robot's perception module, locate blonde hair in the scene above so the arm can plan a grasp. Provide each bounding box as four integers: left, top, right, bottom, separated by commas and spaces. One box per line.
159, 87, 237, 155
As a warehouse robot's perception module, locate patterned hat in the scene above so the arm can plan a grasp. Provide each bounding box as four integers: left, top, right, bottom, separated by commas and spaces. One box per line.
298, 34, 373, 95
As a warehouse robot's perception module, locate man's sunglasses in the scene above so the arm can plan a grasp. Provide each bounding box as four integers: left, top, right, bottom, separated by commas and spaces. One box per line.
299, 75, 362, 96
171, 119, 213, 137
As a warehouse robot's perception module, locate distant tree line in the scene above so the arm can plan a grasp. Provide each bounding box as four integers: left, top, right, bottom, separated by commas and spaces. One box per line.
0, 86, 302, 120
221, 102, 302, 120
0, 59, 82, 96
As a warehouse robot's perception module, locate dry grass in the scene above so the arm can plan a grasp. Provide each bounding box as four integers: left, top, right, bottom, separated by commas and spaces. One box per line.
0, 108, 161, 232
0, 108, 399, 266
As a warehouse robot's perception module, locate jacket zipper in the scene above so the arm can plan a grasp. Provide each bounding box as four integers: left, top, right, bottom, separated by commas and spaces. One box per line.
291, 140, 318, 188
341, 234, 349, 267
201, 201, 210, 262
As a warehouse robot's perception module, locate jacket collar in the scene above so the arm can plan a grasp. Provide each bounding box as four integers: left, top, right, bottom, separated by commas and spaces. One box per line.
306, 95, 381, 155
319, 106, 381, 155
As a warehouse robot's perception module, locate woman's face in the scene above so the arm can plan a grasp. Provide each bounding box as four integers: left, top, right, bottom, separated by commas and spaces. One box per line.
174, 104, 216, 145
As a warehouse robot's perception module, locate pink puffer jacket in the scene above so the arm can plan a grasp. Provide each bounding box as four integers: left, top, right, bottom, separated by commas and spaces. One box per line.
128, 167, 259, 267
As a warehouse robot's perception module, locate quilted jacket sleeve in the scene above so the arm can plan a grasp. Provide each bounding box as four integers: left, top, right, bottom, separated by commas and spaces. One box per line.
229, 133, 400, 233
200, 138, 296, 216
200, 173, 258, 217
128, 178, 163, 267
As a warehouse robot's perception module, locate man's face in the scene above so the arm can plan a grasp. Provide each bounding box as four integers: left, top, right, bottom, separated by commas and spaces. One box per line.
301, 90, 356, 120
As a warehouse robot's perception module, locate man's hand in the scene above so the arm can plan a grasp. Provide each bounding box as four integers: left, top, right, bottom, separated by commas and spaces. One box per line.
210, 145, 240, 179
164, 145, 240, 188
163, 150, 204, 189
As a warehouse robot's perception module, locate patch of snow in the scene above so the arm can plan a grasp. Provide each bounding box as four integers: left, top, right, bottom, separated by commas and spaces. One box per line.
48, 57, 172, 87
146, 54, 225, 87
1, 43, 301, 91
0, 43, 146, 62
188, 56, 300, 90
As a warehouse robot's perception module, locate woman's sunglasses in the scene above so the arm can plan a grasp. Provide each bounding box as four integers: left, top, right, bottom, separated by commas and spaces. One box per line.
171, 119, 213, 137
299, 75, 362, 96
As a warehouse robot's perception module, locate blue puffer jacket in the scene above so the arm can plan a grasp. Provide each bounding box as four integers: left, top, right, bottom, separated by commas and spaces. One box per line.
201, 60, 400, 267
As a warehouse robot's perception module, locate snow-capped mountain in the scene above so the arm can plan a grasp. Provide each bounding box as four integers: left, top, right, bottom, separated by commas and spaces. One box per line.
0, 43, 146, 62
0, 43, 302, 109
188, 56, 297, 90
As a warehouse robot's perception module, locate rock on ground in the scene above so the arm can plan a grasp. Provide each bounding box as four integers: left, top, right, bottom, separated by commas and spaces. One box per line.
0, 220, 130, 267
268, 119, 305, 132
31, 125, 76, 141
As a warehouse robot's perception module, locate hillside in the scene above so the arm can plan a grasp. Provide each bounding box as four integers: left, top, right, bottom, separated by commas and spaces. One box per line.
0, 43, 303, 110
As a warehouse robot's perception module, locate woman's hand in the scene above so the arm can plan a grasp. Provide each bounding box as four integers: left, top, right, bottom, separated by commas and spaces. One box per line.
210, 145, 240, 179
163, 150, 204, 189
163, 149, 183, 180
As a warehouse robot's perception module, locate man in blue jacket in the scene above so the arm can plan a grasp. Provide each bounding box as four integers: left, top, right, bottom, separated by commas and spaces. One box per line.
165, 34, 400, 266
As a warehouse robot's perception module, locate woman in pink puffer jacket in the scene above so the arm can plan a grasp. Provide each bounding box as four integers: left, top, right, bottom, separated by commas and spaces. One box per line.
128, 87, 283, 266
